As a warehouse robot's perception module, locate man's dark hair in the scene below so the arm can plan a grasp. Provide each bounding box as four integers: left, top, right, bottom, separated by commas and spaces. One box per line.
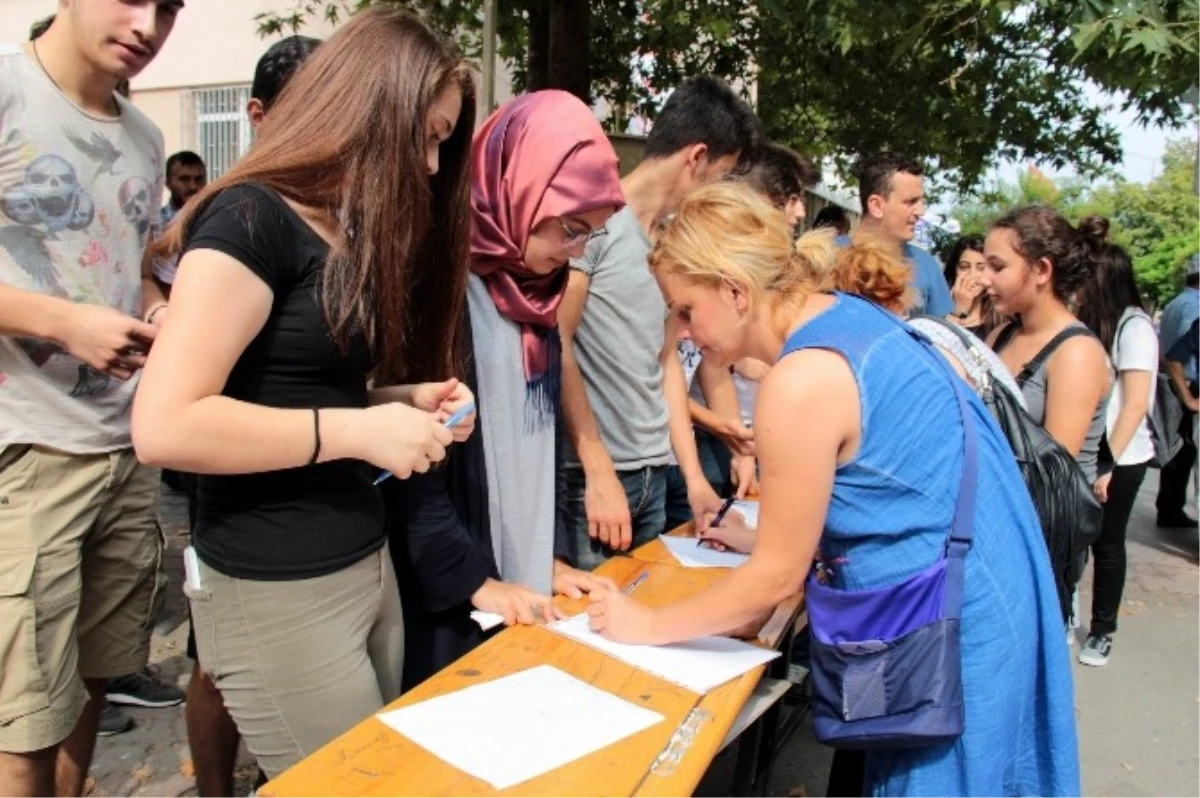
741, 143, 819, 204
166, 150, 206, 179
812, 205, 849, 231
29, 14, 54, 40
252, 36, 322, 111
644, 76, 762, 168
856, 151, 923, 213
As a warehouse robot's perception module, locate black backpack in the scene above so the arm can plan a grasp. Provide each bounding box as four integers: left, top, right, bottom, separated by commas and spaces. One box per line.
960, 321, 1104, 622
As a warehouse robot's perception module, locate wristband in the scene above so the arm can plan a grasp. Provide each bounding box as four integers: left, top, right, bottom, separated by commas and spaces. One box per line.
308, 408, 322, 466
145, 302, 168, 324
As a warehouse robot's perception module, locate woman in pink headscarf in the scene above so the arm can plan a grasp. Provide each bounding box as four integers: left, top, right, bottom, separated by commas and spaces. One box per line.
384, 90, 626, 688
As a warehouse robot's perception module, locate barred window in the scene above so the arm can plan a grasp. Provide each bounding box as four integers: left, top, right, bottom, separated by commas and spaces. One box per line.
182, 85, 253, 180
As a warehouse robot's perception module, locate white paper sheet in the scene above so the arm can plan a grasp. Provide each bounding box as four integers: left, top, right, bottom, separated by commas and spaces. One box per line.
659, 535, 750, 568
729, 499, 759, 529
376, 665, 663, 790
470, 610, 504, 631
547, 614, 779, 694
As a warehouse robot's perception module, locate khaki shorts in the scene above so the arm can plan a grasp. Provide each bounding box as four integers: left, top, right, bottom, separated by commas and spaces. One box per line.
0, 445, 165, 753
188, 546, 403, 778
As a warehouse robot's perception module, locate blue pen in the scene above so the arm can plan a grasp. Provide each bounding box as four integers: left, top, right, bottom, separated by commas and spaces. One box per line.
623, 571, 650, 595
374, 399, 475, 485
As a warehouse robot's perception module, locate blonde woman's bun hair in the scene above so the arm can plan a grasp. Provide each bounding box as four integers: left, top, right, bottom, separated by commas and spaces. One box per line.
830, 230, 914, 314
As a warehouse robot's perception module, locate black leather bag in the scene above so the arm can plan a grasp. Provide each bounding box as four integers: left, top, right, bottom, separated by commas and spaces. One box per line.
990, 324, 1104, 622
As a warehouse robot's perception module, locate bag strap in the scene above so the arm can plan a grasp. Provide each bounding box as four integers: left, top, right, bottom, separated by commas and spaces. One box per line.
858, 303, 978, 555
922, 334, 978, 558
1016, 326, 1094, 387
992, 321, 1020, 353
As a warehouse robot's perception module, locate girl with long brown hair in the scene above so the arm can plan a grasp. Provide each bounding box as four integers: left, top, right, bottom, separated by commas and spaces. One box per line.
131, 9, 477, 777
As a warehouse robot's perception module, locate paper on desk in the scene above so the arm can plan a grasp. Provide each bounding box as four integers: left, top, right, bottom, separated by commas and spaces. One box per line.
659, 535, 749, 568
547, 614, 779, 694
729, 499, 759, 529
470, 610, 504, 631
376, 664, 664, 790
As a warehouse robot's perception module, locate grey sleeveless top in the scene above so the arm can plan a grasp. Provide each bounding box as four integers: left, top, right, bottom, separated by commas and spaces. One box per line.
1017, 324, 1110, 482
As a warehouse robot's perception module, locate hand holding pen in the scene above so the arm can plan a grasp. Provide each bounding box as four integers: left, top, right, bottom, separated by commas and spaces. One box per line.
697, 497, 757, 554
587, 569, 658, 644
374, 399, 475, 485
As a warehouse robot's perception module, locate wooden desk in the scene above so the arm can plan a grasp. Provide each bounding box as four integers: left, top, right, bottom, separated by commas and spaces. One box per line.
261, 558, 754, 797
624, 536, 807, 797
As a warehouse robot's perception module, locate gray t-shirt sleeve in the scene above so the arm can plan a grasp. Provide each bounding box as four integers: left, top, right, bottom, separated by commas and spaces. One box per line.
570, 236, 604, 277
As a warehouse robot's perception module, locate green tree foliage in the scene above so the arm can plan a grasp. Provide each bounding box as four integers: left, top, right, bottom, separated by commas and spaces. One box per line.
257, 0, 1199, 192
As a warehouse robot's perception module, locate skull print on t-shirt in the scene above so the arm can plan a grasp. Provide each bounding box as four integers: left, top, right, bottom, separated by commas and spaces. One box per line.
0, 44, 165, 453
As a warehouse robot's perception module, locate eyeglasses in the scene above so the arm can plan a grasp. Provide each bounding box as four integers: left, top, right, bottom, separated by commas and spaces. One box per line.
558, 218, 608, 247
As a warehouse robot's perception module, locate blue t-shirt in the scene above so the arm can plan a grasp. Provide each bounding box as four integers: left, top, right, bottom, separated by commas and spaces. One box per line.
1159, 286, 1199, 382
835, 234, 954, 317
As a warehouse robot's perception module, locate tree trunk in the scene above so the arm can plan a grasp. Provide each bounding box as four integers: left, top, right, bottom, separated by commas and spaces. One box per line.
548, 0, 590, 102
526, 0, 550, 91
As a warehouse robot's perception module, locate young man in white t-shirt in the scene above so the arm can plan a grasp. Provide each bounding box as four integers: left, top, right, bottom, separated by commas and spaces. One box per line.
0, 2, 182, 794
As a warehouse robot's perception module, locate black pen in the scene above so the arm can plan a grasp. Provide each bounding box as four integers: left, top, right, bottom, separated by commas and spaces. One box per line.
708, 496, 737, 529
697, 496, 737, 549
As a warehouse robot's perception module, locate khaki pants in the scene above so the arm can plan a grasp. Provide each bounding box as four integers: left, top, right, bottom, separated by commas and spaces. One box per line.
0, 445, 164, 753
187, 545, 404, 778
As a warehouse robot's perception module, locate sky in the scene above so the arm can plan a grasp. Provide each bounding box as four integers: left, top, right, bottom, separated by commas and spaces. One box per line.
995, 85, 1199, 186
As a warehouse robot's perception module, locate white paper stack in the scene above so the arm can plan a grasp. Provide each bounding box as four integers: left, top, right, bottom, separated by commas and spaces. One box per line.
377, 665, 664, 789
469, 610, 504, 631
659, 535, 750, 568
547, 614, 779, 694
729, 499, 759, 528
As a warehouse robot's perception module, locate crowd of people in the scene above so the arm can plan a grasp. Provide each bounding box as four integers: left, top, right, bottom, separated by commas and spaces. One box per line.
1, 3, 1196, 797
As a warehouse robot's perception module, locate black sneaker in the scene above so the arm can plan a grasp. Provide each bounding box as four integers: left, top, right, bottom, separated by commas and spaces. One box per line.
97, 703, 135, 736
106, 670, 185, 708
1078, 633, 1112, 667
1156, 511, 1199, 529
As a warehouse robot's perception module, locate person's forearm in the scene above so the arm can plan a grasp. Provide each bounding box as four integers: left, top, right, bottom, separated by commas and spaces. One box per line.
133, 395, 365, 474
1107, 396, 1149, 462
0, 282, 74, 340
650, 556, 801, 644
561, 343, 615, 477
1168, 361, 1196, 404
689, 398, 728, 434
697, 360, 741, 431
663, 353, 704, 482
141, 276, 167, 321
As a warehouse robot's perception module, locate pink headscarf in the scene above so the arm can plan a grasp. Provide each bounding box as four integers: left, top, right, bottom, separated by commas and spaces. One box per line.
470, 90, 625, 382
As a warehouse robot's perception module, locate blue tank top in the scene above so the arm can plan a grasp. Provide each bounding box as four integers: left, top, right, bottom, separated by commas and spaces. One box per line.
780, 293, 977, 590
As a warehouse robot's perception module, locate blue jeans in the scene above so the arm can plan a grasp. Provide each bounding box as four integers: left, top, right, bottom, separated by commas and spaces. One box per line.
563, 465, 667, 571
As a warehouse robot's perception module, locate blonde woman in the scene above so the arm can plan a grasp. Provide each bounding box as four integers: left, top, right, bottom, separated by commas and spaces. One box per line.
586, 183, 1079, 796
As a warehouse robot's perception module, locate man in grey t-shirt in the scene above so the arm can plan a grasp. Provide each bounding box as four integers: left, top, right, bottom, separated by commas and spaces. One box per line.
559, 76, 762, 570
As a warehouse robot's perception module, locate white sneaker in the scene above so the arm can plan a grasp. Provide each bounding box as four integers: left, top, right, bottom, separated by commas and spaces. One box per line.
1078, 634, 1112, 666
